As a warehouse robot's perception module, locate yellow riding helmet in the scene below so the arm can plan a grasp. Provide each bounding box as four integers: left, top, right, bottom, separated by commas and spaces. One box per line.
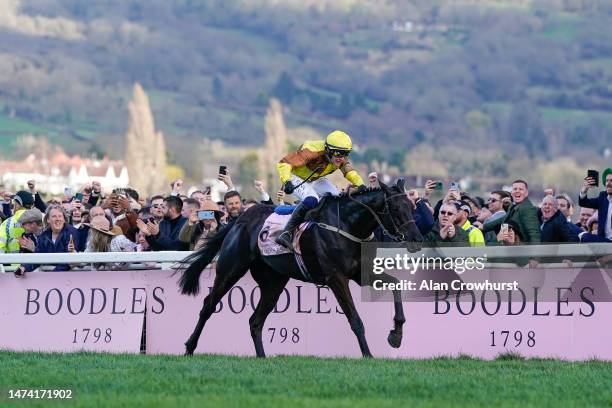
325, 130, 353, 154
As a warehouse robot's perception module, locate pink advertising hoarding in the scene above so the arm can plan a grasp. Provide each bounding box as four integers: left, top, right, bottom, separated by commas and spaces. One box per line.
0, 271, 145, 353
1, 269, 611, 360
146, 269, 612, 360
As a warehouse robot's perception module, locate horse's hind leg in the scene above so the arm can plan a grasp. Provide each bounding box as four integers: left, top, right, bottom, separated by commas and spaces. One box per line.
249, 264, 289, 358
328, 276, 372, 358
184, 251, 250, 355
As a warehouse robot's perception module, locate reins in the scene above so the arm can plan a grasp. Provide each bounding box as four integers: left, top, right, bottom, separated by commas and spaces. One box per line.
347, 190, 414, 242
317, 188, 415, 243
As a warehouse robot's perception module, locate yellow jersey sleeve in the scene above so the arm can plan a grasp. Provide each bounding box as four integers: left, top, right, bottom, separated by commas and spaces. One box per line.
277, 162, 293, 184
345, 170, 364, 187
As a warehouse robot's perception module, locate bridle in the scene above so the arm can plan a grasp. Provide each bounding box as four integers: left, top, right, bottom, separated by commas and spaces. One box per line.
347, 189, 416, 242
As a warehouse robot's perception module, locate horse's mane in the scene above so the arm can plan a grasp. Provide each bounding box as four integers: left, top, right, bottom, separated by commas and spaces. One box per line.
333, 186, 384, 200
306, 187, 387, 219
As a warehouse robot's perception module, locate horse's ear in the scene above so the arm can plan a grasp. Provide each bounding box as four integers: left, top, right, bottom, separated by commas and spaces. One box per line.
396, 178, 406, 193
378, 180, 388, 190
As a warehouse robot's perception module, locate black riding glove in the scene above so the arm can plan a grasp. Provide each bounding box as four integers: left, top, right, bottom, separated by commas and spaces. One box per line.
283, 181, 295, 194
356, 184, 367, 193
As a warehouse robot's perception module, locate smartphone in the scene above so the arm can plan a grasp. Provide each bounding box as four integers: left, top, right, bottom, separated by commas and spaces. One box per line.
205, 186, 212, 195
74, 192, 84, 201
450, 181, 460, 190
433, 181, 443, 190
587, 170, 599, 187
198, 210, 215, 220
500, 223, 509, 235
219, 165, 227, 175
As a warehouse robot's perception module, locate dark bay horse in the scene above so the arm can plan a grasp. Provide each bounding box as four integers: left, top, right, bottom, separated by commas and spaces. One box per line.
177, 179, 423, 357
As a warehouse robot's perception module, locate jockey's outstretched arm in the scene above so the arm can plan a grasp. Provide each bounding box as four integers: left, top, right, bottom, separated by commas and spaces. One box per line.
340, 162, 365, 187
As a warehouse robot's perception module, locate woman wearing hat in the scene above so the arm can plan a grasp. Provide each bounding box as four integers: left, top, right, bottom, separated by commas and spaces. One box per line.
179, 200, 223, 251
84, 216, 137, 253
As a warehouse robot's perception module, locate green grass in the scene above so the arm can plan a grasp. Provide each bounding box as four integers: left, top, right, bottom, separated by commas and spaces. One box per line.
1, 351, 611, 407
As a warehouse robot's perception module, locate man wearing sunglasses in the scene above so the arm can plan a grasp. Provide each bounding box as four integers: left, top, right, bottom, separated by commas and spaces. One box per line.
424, 203, 469, 246
275, 130, 366, 249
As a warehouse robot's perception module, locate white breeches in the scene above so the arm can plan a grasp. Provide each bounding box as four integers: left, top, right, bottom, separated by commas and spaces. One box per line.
290, 174, 339, 201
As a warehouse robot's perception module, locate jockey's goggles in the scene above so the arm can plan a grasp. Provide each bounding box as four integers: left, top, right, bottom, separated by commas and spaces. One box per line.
328, 149, 350, 157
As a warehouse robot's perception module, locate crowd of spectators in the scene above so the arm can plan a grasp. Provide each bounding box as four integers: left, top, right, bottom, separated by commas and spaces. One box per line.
1, 165, 610, 275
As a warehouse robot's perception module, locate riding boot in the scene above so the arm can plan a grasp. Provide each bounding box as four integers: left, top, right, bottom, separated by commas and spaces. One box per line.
275, 202, 309, 250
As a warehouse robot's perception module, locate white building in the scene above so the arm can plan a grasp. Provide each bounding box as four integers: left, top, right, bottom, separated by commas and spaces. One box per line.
0, 153, 129, 195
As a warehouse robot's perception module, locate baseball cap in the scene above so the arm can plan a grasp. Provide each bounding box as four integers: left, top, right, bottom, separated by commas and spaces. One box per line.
13, 191, 34, 208
454, 200, 472, 215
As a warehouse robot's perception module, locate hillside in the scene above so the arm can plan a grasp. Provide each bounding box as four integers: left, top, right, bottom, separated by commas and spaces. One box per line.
0, 0, 610, 186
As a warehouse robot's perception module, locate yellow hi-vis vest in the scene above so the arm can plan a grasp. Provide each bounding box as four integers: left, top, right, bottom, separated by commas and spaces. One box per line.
0, 209, 26, 253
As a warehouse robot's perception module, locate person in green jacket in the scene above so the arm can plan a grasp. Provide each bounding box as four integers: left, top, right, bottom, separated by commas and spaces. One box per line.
482, 180, 541, 244
424, 202, 470, 247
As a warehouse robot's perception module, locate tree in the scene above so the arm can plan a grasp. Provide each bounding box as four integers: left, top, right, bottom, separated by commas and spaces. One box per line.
272, 72, 297, 104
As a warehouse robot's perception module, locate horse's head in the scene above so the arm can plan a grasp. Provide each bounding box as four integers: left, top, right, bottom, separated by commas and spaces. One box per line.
379, 179, 423, 252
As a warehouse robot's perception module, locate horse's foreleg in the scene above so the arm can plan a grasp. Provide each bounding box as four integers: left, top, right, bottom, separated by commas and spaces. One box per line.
249, 272, 289, 358
376, 272, 405, 348
329, 277, 372, 358
185, 259, 249, 356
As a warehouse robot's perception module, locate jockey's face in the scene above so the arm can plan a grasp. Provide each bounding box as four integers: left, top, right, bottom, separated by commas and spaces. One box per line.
331, 155, 348, 167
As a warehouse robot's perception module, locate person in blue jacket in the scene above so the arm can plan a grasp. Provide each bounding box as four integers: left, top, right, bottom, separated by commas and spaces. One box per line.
578, 168, 612, 242
16, 205, 79, 276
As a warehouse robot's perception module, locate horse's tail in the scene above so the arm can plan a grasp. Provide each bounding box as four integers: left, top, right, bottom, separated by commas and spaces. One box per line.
177, 219, 236, 296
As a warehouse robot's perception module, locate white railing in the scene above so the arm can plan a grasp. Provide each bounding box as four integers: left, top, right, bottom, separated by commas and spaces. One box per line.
0, 243, 609, 272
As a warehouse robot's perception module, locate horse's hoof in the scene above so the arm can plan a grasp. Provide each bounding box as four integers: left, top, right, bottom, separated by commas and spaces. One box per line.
387, 330, 402, 348
184, 341, 195, 356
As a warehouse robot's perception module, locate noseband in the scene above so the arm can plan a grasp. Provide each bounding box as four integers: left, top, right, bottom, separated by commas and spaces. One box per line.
348, 190, 416, 242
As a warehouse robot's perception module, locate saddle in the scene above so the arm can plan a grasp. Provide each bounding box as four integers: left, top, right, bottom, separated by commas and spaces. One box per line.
257, 212, 309, 256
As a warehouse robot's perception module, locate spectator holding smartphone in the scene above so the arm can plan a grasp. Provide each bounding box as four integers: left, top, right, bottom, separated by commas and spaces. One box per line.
139, 196, 188, 251
424, 202, 469, 246
15, 205, 79, 276
496, 221, 523, 246
181, 198, 200, 219
190, 189, 210, 208
578, 168, 612, 242
218, 166, 235, 191
483, 180, 541, 245
104, 191, 139, 242
179, 200, 223, 250
85, 181, 103, 207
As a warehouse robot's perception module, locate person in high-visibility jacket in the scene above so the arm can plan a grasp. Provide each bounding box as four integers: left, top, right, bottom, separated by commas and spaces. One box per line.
454, 200, 485, 247
0, 190, 35, 253
275, 130, 365, 249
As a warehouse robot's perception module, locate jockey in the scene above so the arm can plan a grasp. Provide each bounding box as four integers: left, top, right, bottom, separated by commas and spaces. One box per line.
275, 130, 365, 249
